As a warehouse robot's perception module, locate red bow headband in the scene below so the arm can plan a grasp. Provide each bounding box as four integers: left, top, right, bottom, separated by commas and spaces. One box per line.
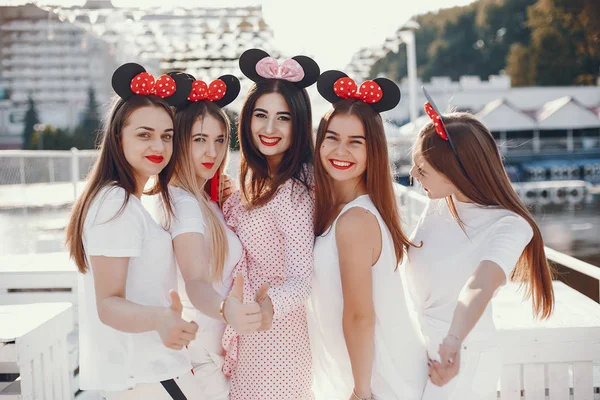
317, 70, 401, 113
423, 101, 448, 140
130, 72, 177, 98
333, 78, 383, 104
187, 79, 227, 102
111, 63, 191, 106
421, 85, 474, 182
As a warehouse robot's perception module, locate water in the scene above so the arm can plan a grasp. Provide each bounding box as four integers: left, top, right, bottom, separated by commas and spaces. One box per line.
1, 192, 599, 268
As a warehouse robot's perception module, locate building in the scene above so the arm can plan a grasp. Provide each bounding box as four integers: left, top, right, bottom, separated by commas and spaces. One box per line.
391, 75, 600, 184
0, 1, 278, 149
0, 3, 118, 149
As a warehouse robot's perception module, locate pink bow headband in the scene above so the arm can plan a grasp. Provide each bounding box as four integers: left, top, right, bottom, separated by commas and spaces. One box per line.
255, 57, 305, 82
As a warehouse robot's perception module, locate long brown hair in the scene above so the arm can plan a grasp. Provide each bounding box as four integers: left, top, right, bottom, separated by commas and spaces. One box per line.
314, 99, 413, 266
417, 112, 554, 319
238, 79, 313, 207
170, 101, 231, 283
66, 95, 175, 274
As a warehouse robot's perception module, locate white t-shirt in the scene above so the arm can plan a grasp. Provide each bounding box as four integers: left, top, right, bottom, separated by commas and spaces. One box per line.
406, 198, 534, 352
78, 186, 191, 391
168, 186, 243, 331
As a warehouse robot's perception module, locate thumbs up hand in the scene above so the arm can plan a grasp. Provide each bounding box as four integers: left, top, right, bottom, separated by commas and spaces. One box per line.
156, 290, 198, 350
223, 273, 262, 335
255, 282, 274, 331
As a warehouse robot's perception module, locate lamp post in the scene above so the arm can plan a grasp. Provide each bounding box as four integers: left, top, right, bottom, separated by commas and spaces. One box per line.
398, 19, 420, 125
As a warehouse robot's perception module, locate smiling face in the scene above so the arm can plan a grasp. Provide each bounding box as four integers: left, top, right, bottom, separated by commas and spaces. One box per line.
410, 149, 459, 199
120, 105, 174, 184
190, 114, 227, 181
319, 113, 367, 184
250, 92, 292, 167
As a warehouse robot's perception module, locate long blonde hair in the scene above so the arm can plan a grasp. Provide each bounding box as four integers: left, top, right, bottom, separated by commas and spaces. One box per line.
171, 101, 231, 282
416, 112, 554, 319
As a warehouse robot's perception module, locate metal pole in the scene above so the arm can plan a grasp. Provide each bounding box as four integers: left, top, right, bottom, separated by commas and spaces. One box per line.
405, 30, 418, 125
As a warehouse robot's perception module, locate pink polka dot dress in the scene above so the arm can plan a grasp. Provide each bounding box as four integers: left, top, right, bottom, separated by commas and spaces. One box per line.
222, 178, 315, 400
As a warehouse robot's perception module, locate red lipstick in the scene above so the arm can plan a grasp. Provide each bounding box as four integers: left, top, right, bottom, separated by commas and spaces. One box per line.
202, 162, 215, 169
146, 155, 164, 164
329, 159, 355, 170
259, 135, 281, 147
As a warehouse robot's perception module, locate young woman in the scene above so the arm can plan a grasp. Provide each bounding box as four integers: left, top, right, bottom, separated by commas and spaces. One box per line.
164, 72, 263, 399
220, 48, 320, 400
65, 63, 205, 399
307, 71, 428, 400
407, 89, 555, 399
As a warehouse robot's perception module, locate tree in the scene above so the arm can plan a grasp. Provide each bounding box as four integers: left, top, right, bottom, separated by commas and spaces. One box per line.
506, 43, 533, 86
369, 0, 598, 87
526, 0, 599, 85
74, 87, 102, 149
28, 125, 75, 150
22, 95, 39, 149
226, 109, 240, 151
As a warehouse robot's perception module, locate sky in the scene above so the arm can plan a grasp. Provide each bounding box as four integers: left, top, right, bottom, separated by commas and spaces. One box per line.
1, 0, 477, 70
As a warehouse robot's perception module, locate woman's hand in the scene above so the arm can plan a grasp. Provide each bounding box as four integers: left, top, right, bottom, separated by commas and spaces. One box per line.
155, 291, 199, 350
255, 282, 273, 331
223, 274, 263, 335
428, 335, 462, 386
220, 174, 236, 203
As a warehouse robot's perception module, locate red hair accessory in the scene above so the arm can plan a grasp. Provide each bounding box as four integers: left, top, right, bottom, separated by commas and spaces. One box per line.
333, 78, 382, 104
424, 102, 449, 141
188, 79, 227, 102
129, 72, 177, 98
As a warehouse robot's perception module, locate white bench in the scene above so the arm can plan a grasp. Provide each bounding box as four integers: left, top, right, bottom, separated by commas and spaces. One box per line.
0, 253, 80, 397
0, 303, 74, 400
495, 281, 600, 399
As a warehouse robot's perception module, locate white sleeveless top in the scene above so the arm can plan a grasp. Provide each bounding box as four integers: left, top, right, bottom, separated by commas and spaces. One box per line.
307, 195, 428, 400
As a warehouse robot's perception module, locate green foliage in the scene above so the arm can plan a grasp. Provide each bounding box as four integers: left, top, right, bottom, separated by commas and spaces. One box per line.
226, 109, 240, 151
73, 87, 102, 149
28, 125, 74, 150
21, 95, 40, 149
370, 0, 598, 87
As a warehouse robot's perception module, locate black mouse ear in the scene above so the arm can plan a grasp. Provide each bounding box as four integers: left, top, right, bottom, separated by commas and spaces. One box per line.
370, 78, 401, 113
291, 55, 320, 89
317, 70, 349, 104
214, 75, 241, 108
167, 72, 194, 108
112, 63, 146, 100
239, 48, 270, 83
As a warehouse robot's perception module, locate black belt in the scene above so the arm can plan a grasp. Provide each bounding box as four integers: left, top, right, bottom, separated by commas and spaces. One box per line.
160, 378, 187, 400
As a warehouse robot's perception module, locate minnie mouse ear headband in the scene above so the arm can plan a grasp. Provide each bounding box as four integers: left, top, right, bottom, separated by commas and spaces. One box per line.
422, 86, 472, 181
167, 72, 241, 109
317, 70, 401, 113
111, 63, 191, 107
239, 48, 320, 89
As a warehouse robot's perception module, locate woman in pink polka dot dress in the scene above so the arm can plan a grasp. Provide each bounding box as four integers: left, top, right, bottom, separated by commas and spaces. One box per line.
220, 49, 320, 400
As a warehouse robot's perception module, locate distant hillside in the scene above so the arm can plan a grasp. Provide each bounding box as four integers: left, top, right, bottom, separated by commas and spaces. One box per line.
371, 0, 599, 86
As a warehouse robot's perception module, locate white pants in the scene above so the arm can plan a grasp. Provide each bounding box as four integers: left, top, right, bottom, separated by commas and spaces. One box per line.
421, 341, 502, 400
101, 372, 205, 400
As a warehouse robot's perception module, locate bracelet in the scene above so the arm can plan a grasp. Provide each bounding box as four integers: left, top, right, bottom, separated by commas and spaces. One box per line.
352, 389, 372, 400
219, 299, 229, 324
448, 333, 462, 342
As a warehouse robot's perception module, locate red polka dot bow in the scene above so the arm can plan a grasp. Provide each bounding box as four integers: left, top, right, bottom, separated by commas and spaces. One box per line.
187, 79, 227, 102
333, 77, 383, 104
424, 102, 449, 141
130, 72, 177, 98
